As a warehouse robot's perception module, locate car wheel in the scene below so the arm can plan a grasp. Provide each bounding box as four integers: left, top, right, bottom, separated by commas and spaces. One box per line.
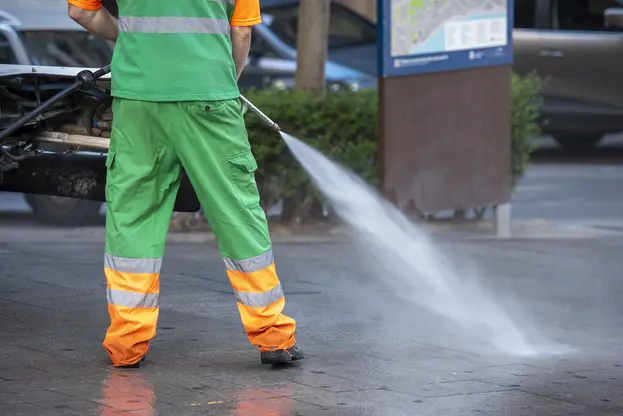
553, 135, 603, 151
24, 195, 102, 226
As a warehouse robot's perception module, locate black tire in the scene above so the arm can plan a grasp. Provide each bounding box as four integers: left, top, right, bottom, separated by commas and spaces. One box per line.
24, 195, 102, 226
553, 135, 603, 151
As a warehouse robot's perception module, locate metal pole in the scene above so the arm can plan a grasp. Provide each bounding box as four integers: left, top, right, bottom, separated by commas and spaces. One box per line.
239, 95, 281, 132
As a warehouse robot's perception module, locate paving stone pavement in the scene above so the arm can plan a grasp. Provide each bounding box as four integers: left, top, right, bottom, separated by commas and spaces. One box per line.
1, 235, 623, 415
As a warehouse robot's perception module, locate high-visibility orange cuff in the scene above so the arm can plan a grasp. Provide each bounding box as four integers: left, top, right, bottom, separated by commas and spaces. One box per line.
236, 299, 297, 351
67, 0, 102, 11
103, 304, 155, 366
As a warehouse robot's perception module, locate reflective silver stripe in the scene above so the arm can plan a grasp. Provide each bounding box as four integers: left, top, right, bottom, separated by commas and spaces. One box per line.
223, 249, 274, 273
118, 16, 231, 35
234, 285, 284, 308
104, 254, 162, 274
107, 289, 159, 308
213, 0, 236, 4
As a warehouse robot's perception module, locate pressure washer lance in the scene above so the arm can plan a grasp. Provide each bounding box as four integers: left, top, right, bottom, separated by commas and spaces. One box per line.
239, 95, 281, 132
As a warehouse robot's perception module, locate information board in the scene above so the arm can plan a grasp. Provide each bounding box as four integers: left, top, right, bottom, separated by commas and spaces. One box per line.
378, 0, 514, 77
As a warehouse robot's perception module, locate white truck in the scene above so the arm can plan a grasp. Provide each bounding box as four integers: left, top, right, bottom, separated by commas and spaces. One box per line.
0, 62, 207, 215
0, 0, 117, 224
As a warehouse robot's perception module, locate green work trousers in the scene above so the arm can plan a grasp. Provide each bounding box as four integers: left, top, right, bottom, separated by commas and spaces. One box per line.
102, 97, 297, 367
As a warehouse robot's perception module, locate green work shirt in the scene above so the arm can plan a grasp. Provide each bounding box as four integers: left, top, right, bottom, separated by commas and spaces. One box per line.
112, 0, 239, 102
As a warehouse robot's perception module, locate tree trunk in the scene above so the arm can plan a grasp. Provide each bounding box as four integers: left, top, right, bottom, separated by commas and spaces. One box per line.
295, 0, 331, 95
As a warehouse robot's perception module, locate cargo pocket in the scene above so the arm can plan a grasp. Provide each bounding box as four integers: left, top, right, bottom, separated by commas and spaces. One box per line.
104, 148, 116, 202
228, 151, 260, 209
105, 147, 116, 170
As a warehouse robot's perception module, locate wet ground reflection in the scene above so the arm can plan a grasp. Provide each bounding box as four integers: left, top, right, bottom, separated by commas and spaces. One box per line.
233, 384, 294, 416
98, 368, 299, 415
100, 370, 156, 415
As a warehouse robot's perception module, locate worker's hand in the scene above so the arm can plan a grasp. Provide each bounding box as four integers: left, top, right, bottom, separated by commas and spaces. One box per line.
240, 98, 248, 116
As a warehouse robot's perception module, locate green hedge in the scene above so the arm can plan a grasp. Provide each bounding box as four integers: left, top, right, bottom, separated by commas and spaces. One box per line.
511, 71, 543, 186
244, 72, 543, 224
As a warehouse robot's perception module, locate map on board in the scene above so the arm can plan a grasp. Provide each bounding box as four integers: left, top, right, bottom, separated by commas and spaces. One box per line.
390, 0, 508, 58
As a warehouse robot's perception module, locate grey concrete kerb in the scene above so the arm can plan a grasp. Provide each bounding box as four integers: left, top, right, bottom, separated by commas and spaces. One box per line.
3, 218, 619, 245
165, 220, 621, 243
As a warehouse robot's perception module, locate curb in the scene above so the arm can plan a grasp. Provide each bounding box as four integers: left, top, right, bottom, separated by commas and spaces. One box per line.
1, 220, 621, 245
166, 219, 622, 243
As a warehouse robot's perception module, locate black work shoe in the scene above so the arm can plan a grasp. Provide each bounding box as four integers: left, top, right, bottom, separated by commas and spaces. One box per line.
261, 344, 304, 365
119, 362, 140, 369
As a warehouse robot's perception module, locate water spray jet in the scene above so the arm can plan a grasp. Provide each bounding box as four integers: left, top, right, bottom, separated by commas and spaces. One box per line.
241, 99, 561, 358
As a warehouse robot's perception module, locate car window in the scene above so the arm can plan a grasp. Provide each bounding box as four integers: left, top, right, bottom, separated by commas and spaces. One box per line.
264, 3, 376, 49
0, 32, 17, 64
552, 0, 620, 30
19, 30, 113, 67
515, 0, 537, 28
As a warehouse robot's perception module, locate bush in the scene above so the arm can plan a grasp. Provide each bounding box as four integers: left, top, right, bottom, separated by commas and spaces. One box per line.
244, 88, 379, 224
510, 71, 544, 186
243, 72, 542, 224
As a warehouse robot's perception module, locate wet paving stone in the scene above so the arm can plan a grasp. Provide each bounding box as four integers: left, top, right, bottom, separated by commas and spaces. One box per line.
2, 238, 623, 415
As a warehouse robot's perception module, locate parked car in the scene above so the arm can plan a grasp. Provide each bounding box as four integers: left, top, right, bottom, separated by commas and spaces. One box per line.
251, 0, 379, 90
0, 0, 375, 226
513, 0, 623, 150
259, 0, 378, 74
261, 0, 623, 150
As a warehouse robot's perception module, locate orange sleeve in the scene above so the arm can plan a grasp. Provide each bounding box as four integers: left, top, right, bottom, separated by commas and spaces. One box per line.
67, 0, 102, 11
230, 0, 262, 26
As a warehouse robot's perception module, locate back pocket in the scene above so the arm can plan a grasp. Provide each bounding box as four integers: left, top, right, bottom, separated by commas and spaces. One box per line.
188, 100, 229, 114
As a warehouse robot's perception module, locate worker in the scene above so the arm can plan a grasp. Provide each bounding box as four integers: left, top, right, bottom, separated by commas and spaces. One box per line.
67, 0, 302, 368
